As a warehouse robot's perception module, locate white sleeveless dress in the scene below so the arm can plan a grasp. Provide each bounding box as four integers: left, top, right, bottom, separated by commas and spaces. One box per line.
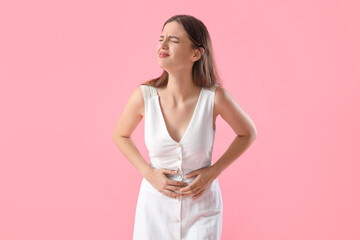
133, 84, 223, 240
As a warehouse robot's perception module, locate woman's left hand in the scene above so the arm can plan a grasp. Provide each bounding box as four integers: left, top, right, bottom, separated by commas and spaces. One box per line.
179, 165, 220, 200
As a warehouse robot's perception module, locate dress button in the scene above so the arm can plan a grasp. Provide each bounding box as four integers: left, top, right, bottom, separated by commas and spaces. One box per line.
176, 143, 181, 148
178, 156, 181, 160
175, 218, 180, 223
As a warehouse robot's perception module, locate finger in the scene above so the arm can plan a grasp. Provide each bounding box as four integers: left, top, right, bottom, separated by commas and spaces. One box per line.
161, 189, 182, 199
181, 186, 203, 196
179, 181, 198, 193
184, 170, 198, 179
192, 189, 205, 200
165, 184, 187, 193
167, 179, 188, 187
162, 169, 178, 175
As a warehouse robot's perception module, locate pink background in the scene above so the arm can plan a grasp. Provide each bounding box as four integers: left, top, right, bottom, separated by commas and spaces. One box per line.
1, 0, 359, 239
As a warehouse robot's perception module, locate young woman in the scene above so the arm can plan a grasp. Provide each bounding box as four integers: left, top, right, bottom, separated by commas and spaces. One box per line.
113, 14, 257, 240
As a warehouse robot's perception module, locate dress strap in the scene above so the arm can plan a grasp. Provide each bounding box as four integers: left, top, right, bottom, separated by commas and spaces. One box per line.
204, 83, 219, 92
140, 84, 158, 98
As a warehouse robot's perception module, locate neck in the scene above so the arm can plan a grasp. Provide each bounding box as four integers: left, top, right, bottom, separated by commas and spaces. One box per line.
163, 71, 200, 103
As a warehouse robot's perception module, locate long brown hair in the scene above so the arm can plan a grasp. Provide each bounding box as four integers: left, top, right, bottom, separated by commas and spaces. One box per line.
141, 14, 222, 88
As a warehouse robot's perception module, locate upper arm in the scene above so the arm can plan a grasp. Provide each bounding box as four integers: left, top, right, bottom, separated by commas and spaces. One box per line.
214, 85, 257, 137
113, 86, 144, 139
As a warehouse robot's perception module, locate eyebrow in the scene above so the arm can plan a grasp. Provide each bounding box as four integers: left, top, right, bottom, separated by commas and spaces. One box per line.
159, 35, 180, 40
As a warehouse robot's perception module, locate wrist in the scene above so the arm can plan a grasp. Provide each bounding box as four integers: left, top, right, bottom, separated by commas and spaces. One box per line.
141, 165, 153, 179
210, 164, 222, 178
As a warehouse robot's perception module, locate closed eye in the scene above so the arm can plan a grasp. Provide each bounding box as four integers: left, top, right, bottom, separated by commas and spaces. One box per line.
159, 40, 178, 43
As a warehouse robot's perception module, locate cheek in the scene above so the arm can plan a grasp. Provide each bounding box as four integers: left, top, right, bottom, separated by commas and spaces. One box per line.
173, 48, 192, 60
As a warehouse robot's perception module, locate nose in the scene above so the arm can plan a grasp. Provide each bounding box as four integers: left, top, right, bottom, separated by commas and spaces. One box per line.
160, 42, 168, 50
159, 38, 169, 48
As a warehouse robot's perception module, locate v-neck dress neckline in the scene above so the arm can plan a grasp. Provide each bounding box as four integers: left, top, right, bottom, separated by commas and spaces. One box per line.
155, 87, 203, 144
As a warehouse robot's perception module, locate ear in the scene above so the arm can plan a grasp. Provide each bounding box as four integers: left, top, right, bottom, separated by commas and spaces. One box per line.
192, 47, 205, 62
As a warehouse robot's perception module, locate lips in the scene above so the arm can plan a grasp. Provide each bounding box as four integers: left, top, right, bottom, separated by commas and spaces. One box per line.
159, 52, 169, 57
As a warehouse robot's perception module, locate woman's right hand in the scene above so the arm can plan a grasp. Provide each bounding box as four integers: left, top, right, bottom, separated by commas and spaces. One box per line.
144, 168, 188, 199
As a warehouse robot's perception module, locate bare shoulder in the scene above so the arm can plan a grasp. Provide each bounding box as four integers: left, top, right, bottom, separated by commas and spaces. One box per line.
122, 85, 145, 117
132, 85, 145, 117
214, 84, 239, 112
214, 85, 257, 137
213, 84, 227, 117
112, 85, 145, 138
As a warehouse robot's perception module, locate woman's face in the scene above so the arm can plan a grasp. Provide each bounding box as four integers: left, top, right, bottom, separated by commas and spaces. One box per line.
157, 21, 201, 72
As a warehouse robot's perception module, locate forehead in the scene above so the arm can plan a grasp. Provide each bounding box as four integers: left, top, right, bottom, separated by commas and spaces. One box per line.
161, 21, 186, 37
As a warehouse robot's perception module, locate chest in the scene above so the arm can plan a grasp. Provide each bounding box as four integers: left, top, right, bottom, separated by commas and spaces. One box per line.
159, 98, 198, 143
141, 100, 217, 142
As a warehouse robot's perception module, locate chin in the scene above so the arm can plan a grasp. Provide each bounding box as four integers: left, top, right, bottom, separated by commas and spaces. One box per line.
158, 66, 168, 72
157, 63, 168, 70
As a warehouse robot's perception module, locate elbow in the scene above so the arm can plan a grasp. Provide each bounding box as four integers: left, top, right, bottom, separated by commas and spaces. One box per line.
236, 127, 257, 139
248, 127, 257, 140
113, 132, 130, 142
113, 134, 118, 142
251, 126, 257, 137
244, 127, 257, 140
113, 132, 120, 142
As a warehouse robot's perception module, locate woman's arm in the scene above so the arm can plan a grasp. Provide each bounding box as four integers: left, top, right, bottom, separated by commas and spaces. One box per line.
211, 85, 258, 177
112, 86, 152, 178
